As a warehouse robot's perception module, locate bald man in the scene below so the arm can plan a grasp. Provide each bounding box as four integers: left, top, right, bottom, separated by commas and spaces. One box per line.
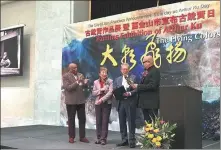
131, 55, 160, 123
62, 63, 89, 143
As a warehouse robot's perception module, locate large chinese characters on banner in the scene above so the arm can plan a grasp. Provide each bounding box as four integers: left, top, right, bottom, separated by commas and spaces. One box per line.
61, 1, 220, 139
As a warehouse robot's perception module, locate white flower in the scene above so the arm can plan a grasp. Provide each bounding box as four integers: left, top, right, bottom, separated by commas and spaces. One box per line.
136, 141, 142, 146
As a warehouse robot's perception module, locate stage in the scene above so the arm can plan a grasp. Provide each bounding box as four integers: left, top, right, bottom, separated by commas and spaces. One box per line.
1, 125, 220, 149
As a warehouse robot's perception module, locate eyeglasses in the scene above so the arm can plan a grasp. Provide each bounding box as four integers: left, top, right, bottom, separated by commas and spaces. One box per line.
143, 60, 149, 64
100, 71, 107, 75
72, 67, 77, 69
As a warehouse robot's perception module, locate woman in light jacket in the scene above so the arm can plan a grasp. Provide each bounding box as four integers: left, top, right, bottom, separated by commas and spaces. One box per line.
92, 66, 113, 145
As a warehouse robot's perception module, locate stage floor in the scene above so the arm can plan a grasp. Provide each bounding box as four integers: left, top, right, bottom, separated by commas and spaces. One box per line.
1, 125, 220, 149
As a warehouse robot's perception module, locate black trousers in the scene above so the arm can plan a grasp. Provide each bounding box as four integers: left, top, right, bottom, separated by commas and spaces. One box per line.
66, 104, 86, 138
118, 99, 136, 144
95, 102, 111, 141
142, 109, 158, 123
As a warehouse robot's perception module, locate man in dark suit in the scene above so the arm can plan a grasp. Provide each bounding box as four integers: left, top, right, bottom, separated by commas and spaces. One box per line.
62, 63, 90, 143
114, 63, 137, 148
131, 55, 160, 123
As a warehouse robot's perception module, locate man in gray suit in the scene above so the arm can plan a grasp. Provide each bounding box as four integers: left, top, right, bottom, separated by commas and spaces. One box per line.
62, 63, 89, 143
114, 63, 137, 148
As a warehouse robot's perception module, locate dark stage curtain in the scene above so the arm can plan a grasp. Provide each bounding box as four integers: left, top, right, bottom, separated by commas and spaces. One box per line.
91, 0, 187, 20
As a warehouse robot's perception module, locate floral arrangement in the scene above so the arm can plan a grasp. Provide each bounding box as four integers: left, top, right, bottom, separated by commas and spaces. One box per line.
137, 116, 177, 149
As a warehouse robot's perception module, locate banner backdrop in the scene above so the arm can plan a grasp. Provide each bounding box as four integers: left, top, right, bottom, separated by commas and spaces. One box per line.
61, 1, 220, 139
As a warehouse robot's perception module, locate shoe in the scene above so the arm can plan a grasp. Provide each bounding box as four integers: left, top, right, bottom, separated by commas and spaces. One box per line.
101, 140, 106, 145
129, 143, 136, 148
80, 137, 89, 143
69, 138, 74, 143
95, 140, 101, 144
116, 141, 128, 146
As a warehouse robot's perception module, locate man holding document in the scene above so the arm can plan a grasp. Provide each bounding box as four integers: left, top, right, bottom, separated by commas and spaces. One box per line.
113, 63, 137, 148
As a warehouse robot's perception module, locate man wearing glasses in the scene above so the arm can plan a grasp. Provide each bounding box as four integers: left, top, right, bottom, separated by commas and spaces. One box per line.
131, 55, 161, 123
114, 63, 137, 148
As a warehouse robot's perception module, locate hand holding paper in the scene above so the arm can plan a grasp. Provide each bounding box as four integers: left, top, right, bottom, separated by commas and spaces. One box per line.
131, 84, 138, 89
123, 92, 131, 97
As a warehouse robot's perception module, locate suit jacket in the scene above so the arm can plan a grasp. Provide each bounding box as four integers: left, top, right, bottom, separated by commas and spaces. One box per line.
113, 74, 137, 110
92, 78, 113, 104
62, 72, 87, 105
137, 66, 161, 109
